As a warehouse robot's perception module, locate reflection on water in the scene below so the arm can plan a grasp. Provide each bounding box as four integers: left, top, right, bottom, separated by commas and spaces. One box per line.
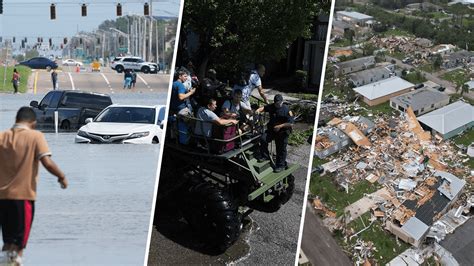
0, 93, 165, 265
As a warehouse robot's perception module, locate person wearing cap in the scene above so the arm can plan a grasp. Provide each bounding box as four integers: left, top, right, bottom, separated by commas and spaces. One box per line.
255, 94, 294, 173
0, 107, 68, 264
200, 69, 225, 101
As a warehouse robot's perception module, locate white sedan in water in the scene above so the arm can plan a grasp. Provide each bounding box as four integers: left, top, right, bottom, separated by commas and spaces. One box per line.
75, 104, 166, 144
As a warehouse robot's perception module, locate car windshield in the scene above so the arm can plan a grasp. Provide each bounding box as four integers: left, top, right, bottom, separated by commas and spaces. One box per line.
95, 107, 155, 124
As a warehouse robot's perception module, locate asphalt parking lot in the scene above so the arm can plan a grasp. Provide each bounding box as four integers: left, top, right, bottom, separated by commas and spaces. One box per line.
147, 143, 311, 265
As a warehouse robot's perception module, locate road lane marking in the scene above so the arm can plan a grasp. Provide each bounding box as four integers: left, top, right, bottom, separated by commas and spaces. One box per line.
68, 72, 75, 90
137, 74, 151, 89
34, 71, 39, 94
100, 73, 113, 91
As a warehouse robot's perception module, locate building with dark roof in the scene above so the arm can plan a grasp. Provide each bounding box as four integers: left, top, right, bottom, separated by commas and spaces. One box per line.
390, 88, 450, 116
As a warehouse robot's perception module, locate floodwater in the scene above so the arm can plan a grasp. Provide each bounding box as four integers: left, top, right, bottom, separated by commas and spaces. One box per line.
0, 93, 166, 265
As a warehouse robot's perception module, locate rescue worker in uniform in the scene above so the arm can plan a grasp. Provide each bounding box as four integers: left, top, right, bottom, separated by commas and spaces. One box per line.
256, 94, 294, 173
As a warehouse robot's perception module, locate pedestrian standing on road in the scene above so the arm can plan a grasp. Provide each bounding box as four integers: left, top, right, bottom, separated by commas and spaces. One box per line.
131, 70, 137, 89
51, 69, 58, 90
12, 69, 20, 94
0, 107, 68, 265
124, 70, 133, 89
255, 94, 294, 173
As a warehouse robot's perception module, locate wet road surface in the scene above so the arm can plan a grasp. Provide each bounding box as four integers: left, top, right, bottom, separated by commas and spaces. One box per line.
0, 93, 165, 265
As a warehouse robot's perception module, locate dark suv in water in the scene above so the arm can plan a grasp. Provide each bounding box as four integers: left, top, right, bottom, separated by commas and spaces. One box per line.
30, 90, 112, 131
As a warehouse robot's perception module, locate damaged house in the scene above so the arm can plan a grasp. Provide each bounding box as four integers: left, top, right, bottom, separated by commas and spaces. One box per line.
390, 88, 450, 116
314, 116, 375, 159
442, 50, 474, 69
386, 171, 466, 247
417, 101, 474, 139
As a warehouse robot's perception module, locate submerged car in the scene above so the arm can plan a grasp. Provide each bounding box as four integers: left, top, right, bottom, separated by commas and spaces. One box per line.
18, 57, 58, 69
75, 104, 166, 144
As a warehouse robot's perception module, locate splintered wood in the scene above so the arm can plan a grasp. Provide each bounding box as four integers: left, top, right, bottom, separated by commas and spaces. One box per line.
406, 107, 431, 141
338, 122, 371, 148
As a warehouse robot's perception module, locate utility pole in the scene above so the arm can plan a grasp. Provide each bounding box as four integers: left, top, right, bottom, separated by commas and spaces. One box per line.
156, 20, 159, 67
149, 1, 153, 62
143, 16, 147, 60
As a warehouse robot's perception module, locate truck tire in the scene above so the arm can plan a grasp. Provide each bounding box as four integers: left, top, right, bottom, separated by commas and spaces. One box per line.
182, 182, 241, 252
248, 174, 295, 213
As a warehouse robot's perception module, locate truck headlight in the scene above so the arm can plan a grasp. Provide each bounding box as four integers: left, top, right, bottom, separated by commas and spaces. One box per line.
127, 131, 150, 139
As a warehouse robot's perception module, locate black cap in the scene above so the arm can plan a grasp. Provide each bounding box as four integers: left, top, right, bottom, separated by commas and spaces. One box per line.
274, 94, 283, 103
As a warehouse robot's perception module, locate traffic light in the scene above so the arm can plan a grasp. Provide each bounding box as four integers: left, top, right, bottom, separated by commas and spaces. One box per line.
50, 4, 56, 20
116, 3, 122, 16
81, 4, 87, 17
144, 3, 149, 16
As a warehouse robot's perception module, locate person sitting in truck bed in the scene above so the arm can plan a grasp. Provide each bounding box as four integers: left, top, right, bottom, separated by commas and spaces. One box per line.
221, 89, 252, 132
194, 98, 238, 138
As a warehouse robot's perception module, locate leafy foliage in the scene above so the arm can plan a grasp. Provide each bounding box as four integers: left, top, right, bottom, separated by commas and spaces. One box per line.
180, 0, 331, 79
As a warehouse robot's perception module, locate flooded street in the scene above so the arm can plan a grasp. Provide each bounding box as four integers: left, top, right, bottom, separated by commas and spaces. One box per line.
1, 93, 166, 265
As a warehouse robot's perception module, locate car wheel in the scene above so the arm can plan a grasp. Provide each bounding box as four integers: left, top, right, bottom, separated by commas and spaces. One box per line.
141, 66, 150, 74
116, 65, 124, 73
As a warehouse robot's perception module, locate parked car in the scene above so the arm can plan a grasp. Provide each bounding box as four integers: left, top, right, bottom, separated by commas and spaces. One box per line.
62, 59, 83, 66
414, 83, 424, 89
75, 105, 166, 144
110, 56, 159, 74
402, 57, 413, 64
18, 57, 58, 70
29, 90, 112, 131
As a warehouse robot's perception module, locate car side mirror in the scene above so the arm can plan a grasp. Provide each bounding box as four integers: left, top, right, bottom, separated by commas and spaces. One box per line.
85, 118, 93, 124
30, 101, 39, 108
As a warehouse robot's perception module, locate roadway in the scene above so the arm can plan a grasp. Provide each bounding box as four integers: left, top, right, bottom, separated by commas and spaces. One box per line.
300, 205, 352, 266
27, 67, 171, 95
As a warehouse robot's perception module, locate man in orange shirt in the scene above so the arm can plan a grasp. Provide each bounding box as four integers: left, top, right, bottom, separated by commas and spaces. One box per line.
0, 107, 68, 264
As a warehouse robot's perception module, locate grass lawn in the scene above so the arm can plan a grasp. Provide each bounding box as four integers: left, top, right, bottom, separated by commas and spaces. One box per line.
335, 212, 410, 264
404, 71, 427, 84
333, 38, 352, 47
309, 173, 380, 216
358, 101, 396, 116
441, 69, 468, 85
389, 51, 407, 60
450, 94, 474, 106
452, 129, 474, 169
0, 66, 31, 93
419, 63, 437, 73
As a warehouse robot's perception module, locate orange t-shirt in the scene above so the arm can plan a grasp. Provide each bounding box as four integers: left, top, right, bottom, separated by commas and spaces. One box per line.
0, 125, 51, 200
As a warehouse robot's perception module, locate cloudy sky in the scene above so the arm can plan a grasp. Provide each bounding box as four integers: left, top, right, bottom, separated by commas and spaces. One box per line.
0, 0, 181, 41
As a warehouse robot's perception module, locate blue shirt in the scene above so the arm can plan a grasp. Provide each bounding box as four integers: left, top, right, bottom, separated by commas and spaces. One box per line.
170, 81, 188, 112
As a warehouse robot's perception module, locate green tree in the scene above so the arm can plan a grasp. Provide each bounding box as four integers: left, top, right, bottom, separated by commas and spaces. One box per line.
433, 54, 442, 70
25, 49, 39, 60
179, 0, 331, 79
461, 83, 469, 96
344, 29, 356, 47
